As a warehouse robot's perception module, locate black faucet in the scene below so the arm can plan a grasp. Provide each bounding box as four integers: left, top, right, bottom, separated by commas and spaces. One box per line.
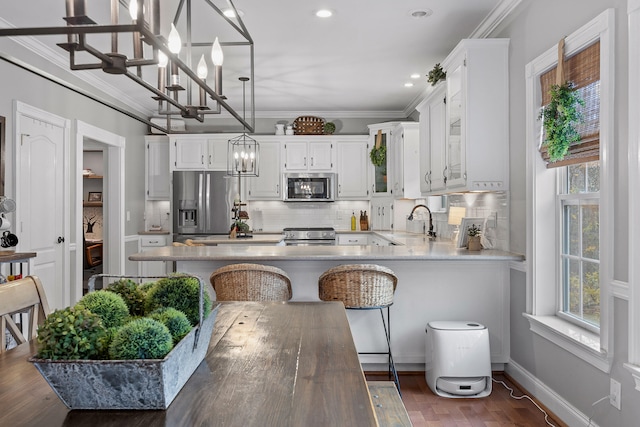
407, 204, 436, 238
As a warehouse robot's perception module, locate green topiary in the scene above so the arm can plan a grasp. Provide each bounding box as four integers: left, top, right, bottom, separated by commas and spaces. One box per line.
323, 122, 336, 135
77, 290, 130, 329
149, 307, 192, 344
108, 318, 173, 360
105, 278, 146, 316
138, 281, 158, 296
36, 306, 107, 360
145, 274, 211, 326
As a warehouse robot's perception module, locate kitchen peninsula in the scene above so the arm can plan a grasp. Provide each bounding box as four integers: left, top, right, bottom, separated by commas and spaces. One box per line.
131, 233, 523, 369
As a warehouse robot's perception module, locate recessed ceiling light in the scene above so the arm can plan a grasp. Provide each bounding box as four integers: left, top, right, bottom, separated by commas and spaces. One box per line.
316, 9, 333, 18
223, 8, 244, 18
410, 73, 421, 79
404, 82, 414, 88
410, 9, 433, 19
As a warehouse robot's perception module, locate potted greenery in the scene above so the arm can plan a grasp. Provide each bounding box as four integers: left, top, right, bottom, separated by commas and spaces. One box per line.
539, 81, 584, 162
323, 122, 336, 135
467, 224, 482, 251
427, 63, 446, 86
29, 274, 219, 410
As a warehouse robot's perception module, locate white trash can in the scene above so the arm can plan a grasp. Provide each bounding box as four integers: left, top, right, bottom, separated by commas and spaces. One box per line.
425, 321, 492, 398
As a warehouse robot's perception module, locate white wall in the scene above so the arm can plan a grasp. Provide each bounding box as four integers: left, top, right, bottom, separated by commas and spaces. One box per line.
496, 0, 637, 425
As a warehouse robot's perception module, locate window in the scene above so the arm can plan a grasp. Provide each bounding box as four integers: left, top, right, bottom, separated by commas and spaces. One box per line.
558, 161, 600, 332
525, 9, 614, 372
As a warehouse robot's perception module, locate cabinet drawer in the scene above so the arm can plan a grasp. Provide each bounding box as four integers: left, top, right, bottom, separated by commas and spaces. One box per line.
337, 234, 369, 245
140, 236, 168, 247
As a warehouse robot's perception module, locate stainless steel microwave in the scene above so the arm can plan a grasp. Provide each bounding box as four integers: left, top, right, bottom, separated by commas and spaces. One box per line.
283, 173, 335, 202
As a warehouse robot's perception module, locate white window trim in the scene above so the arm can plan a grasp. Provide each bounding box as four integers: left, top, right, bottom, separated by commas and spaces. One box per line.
525, 9, 615, 373
625, 0, 640, 391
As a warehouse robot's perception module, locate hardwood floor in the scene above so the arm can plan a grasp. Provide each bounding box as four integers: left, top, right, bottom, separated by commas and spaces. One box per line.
365, 372, 567, 427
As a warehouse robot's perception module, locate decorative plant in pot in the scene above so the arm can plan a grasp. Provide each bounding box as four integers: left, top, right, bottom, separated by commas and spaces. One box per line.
427, 63, 446, 86
29, 274, 218, 410
323, 121, 336, 135
467, 224, 482, 251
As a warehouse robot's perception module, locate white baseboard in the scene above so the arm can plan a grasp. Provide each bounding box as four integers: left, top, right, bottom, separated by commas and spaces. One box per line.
505, 360, 601, 427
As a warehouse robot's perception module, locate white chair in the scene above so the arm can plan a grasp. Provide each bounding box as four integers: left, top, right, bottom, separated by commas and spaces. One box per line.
1, 275, 51, 352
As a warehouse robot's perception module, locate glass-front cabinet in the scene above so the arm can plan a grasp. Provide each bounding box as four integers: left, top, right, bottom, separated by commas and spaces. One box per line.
445, 62, 465, 188
368, 123, 395, 197
418, 38, 509, 195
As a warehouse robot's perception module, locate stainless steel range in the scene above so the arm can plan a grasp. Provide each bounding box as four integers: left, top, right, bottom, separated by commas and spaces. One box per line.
282, 227, 336, 246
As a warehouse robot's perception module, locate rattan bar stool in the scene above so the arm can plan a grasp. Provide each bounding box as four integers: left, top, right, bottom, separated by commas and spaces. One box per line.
318, 264, 400, 394
210, 263, 292, 301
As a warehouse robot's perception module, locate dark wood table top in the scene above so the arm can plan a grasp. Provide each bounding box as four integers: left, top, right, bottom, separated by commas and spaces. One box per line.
0, 301, 378, 427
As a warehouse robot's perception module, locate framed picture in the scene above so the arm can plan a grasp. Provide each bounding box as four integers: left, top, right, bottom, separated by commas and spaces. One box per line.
88, 192, 102, 202
456, 217, 484, 248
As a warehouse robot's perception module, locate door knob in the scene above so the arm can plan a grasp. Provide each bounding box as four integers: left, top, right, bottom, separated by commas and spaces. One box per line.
57, 236, 65, 244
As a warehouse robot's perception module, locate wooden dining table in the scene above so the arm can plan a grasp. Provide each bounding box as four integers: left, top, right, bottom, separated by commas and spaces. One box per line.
0, 301, 379, 426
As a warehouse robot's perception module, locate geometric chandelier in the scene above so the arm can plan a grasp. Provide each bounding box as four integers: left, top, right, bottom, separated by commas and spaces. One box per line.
0, 0, 255, 134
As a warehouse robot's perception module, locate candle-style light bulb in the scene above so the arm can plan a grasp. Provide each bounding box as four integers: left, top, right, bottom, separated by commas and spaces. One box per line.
158, 50, 168, 68
129, 0, 138, 20
197, 55, 208, 80
211, 37, 224, 66
168, 23, 182, 54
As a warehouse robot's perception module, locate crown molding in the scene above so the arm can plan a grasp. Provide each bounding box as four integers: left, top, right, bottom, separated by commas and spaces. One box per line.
253, 110, 409, 119
470, 0, 524, 39
408, 0, 521, 113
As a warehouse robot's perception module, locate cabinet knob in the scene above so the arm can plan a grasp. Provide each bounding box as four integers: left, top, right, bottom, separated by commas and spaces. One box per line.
57, 236, 65, 244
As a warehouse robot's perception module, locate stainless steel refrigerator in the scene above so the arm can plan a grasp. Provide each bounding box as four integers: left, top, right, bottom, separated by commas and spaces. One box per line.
173, 171, 230, 237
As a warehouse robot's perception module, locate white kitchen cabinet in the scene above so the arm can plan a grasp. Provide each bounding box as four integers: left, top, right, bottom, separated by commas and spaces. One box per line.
370, 198, 393, 231
337, 234, 369, 245
391, 122, 420, 199
336, 139, 369, 200
367, 123, 394, 197
283, 140, 333, 171
434, 38, 509, 193
418, 83, 447, 194
145, 136, 170, 200
138, 235, 170, 277
247, 141, 281, 200
171, 134, 234, 171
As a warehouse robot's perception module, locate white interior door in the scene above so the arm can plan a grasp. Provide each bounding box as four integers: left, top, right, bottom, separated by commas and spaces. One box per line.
16, 103, 70, 310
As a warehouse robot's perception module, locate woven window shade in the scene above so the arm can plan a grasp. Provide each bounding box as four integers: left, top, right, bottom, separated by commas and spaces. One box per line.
539, 41, 600, 168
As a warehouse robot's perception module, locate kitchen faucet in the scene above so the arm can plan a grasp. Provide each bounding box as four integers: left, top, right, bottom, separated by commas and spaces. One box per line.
407, 204, 436, 239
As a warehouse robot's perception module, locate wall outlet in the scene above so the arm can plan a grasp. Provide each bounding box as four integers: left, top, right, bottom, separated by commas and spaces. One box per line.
610, 378, 621, 410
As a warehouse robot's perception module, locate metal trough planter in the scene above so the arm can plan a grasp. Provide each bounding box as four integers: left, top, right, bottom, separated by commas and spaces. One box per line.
29, 274, 219, 410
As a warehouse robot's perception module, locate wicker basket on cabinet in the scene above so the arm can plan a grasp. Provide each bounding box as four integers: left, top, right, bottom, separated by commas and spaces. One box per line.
293, 116, 325, 135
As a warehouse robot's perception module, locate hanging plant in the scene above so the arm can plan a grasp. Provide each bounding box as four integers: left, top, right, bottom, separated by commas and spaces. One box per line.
369, 144, 386, 167
427, 63, 446, 86
538, 81, 585, 162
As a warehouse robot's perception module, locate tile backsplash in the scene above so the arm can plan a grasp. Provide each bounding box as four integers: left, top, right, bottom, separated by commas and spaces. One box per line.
247, 191, 509, 251
248, 201, 371, 232
150, 189, 509, 251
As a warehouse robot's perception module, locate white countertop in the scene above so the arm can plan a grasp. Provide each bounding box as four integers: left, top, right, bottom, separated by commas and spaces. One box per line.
130, 235, 523, 262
